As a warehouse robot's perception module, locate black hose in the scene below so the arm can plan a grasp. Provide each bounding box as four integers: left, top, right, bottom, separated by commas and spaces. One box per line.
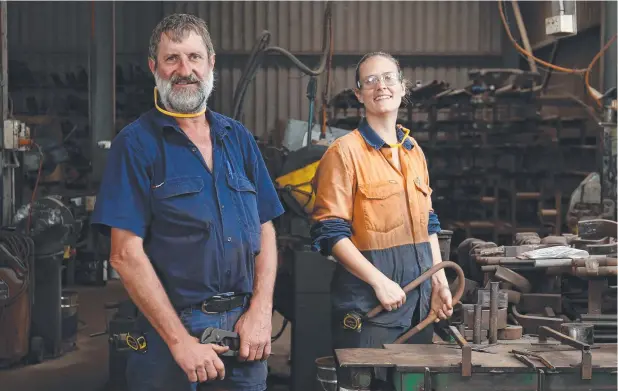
232, 2, 333, 121
271, 318, 289, 342
232, 31, 272, 120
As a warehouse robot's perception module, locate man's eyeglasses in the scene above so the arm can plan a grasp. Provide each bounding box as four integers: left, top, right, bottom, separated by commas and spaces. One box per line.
358, 71, 401, 89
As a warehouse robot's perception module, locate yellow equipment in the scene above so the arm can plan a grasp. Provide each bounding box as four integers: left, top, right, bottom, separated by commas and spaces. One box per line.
275, 160, 321, 216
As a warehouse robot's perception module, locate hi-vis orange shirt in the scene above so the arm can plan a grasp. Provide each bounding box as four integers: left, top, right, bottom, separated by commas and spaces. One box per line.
310, 118, 441, 328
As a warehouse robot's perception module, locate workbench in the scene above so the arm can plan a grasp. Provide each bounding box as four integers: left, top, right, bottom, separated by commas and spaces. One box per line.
334, 342, 617, 391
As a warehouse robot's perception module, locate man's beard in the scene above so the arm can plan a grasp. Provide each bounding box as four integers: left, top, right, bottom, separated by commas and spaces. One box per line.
155, 69, 214, 114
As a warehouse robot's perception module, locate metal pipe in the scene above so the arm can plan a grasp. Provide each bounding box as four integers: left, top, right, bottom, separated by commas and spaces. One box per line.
367, 261, 466, 344
574, 266, 618, 277
510, 0, 538, 73
572, 258, 618, 267
534, 259, 574, 268
489, 282, 499, 344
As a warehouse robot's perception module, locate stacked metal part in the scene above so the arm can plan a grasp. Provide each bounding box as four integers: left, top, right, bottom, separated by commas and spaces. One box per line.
452, 218, 617, 344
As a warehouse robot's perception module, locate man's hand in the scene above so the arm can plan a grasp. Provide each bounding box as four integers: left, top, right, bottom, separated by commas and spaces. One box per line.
234, 306, 272, 361
169, 335, 229, 383
431, 284, 453, 322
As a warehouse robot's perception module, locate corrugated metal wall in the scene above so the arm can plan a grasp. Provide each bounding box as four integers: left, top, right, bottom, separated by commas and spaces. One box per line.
7, 1, 505, 138
162, 1, 502, 54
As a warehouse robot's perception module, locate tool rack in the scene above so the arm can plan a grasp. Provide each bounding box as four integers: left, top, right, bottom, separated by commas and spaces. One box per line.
327, 69, 602, 244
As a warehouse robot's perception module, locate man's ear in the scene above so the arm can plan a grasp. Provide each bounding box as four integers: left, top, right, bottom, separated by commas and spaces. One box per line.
148, 57, 156, 75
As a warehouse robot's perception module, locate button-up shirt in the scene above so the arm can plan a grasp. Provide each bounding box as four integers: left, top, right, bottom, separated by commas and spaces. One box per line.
91, 108, 284, 309
310, 118, 441, 327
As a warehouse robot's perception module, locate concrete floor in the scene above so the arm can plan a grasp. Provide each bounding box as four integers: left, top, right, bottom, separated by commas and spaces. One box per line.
0, 281, 292, 391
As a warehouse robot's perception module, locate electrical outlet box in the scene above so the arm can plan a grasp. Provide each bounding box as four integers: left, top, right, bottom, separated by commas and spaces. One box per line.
545, 14, 577, 37
2, 119, 30, 150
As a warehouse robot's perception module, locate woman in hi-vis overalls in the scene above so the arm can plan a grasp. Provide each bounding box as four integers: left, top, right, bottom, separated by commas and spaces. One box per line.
310, 52, 454, 369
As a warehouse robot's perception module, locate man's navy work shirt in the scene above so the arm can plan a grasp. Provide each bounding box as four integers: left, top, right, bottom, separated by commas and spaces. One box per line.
91, 108, 285, 309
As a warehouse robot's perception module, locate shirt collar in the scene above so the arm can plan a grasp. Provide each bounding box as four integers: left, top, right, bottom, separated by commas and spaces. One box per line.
147, 107, 232, 139
357, 117, 414, 150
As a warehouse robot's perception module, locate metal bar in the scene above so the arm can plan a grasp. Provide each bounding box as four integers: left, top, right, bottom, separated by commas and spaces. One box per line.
0, 1, 11, 226
580, 314, 617, 321
489, 282, 499, 344
541, 41, 560, 92
537, 326, 592, 380
90, 1, 116, 186
511, 306, 564, 333
538, 325, 590, 350
572, 258, 618, 267
424, 367, 432, 390
473, 304, 482, 345
511, 349, 556, 371
538, 369, 546, 391
447, 326, 472, 378
510, 0, 538, 73
575, 266, 618, 277
588, 279, 606, 315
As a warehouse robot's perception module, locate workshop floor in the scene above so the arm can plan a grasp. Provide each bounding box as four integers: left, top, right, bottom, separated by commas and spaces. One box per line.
0, 281, 292, 391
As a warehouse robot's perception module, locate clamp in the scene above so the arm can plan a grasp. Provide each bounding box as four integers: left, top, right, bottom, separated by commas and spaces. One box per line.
199, 327, 240, 357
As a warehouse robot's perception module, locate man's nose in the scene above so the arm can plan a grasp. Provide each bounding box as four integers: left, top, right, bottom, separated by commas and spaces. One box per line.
176, 57, 193, 76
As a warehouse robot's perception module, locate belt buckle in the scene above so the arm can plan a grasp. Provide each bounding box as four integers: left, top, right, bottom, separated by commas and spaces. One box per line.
201, 293, 235, 314
201, 300, 219, 314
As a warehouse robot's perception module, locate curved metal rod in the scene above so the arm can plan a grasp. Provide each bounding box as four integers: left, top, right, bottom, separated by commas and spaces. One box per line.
364, 261, 466, 344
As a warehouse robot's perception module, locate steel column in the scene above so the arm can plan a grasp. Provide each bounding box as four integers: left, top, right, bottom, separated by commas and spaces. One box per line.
89, 1, 116, 186
0, 1, 12, 226
600, 0, 617, 209
602, 1, 617, 92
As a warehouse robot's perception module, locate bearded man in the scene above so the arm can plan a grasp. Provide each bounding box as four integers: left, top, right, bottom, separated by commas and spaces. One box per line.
91, 14, 284, 391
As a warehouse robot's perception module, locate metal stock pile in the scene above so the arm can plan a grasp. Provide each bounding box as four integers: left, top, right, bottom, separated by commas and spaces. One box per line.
451, 218, 617, 345
328, 68, 606, 243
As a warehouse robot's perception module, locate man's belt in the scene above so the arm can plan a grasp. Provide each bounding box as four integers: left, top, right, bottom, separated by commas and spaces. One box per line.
199, 294, 246, 314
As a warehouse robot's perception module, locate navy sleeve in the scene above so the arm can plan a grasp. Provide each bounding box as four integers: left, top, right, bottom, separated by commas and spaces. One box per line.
310, 219, 352, 256
90, 131, 152, 238
244, 131, 285, 225
428, 211, 441, 236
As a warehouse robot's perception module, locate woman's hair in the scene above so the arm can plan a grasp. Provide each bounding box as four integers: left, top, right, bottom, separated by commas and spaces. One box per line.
354, 51, 412, 104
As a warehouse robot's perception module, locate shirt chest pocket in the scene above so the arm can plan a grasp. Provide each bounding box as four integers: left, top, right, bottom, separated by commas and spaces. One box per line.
413, 178, 432, 225
226, 174, 261, 235
358, 180, 405, 233
151, 176, 211, 236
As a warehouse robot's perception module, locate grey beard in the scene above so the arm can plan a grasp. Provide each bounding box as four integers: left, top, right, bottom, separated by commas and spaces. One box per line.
155, 69, 214, 114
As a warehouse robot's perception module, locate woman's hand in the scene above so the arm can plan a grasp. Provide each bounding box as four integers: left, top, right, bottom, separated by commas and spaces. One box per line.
430, 284, 453, 321
372, 276, 406, 311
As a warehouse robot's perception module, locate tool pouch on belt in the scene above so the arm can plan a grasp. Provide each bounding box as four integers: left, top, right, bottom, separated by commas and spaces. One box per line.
110, 331, 149, 354
341, 312, 363, 332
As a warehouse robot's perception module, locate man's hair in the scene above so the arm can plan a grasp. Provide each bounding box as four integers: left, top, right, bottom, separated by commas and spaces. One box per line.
149, 13, 215, 62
